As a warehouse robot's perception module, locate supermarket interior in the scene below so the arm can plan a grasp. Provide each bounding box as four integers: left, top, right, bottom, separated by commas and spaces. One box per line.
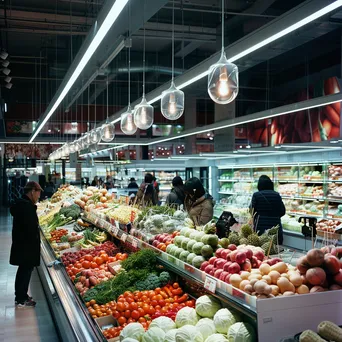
2, 0, 342, 341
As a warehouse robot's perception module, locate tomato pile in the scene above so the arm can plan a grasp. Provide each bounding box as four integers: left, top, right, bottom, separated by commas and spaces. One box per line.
65, 249, 128, 282
50, 228, 68, 242
86, 283, 195, 340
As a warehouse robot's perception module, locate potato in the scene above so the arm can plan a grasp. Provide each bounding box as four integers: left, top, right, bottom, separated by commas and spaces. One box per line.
240, 271, 250, 280
296, 284, 309, 294
249, 278, 259, 287
289, 273, 302, 287
239, 280, 250, 291
248, 274, 262, 281
283, 291, 295, 296
230, 274, 242, 288
254, 280, 272, 295
270, 262, 288, 274
277, 277, 295, 294
269, 270, 281, 285
281, 273, 289, 279
259, 263, 271, 275
270, 285, 280, 296
262, 275, 272, 285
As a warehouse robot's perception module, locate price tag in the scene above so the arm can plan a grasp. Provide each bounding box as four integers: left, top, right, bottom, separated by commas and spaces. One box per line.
127, 235, 133, 243
112, 227, 119, 236
232, 288, 246, 301
204, 275, 217, 293
121, 233, 127, 242
115, 221, 120, 229
132, 239, 138, 248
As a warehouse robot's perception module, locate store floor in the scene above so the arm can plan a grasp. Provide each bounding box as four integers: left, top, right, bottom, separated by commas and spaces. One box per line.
0, 208, 60, 342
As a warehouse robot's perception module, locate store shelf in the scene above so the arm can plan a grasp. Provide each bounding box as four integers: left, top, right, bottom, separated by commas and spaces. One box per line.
281, 195, 325, 201
327, 197, 342, 203
39, 231, 105, 342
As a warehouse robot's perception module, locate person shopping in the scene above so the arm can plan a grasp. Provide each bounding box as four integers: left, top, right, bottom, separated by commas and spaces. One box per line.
127, 177, 139, 196
135, 173, 158, 206
10, 181, 43, 307
250, 175, 286, 244
166, 176, 185, 207
184, 177, 214, 225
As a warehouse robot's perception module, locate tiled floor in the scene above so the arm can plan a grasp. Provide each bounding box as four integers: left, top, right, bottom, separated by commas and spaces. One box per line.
0, 208, 60, 342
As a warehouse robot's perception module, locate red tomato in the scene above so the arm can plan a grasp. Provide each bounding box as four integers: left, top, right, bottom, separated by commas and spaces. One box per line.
131, 310, 140, 320
124, 310, 131, 319
82, 261, 90, 269
117, 316, 127, 325
84, 255, 93, 262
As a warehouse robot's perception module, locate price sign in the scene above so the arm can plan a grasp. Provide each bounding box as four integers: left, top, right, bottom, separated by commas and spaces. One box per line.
115, 221, 120, 229
204, 275, 217, 293
127, 235, 133, 244
132, 238, 138, 248
121, 233, 127, 242
112, 227, 119, 236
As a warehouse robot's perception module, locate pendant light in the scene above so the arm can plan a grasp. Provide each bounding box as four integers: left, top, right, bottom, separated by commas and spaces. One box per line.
134, 5, 154, 130
121, 4, 137, 135
207, 0, 238, 104
101, 77, 115, 142
161, 0, 184, 120
91, 82, 102, 144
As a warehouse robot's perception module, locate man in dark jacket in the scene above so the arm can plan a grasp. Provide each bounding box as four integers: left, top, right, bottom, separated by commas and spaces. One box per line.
10, 181, 42, 307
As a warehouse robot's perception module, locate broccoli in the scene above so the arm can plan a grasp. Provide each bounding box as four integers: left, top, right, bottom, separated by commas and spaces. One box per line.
159, 271, 171, 287
135, 274, 161, 291
59, 204, 81, 220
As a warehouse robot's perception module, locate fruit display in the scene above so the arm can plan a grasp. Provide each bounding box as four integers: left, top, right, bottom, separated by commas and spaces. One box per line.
106, 205, 141, 225
328, 182, 342, 198
300, 166, 323, 180
50, 184, 81, 203
316, 219, 342, 233
278, 183, 297, 196
328, 164, 342, 180
281, 215, 302, 232
299, 185, 324, 198
276, 166, 298, 180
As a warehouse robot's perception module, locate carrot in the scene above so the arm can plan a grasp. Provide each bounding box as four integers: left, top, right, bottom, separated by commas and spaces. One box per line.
160, 291, 168, 299
163, 286, 173, 298
175, 294, 188, 303
172, 288, 183, 296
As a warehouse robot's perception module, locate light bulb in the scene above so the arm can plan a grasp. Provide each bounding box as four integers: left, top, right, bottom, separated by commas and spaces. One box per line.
141, 107, 147, 125
134, 96, 154, 130
69, 143, 75, 154
101, 122, 115, 142
91, 128, 101, 144
217, 67, 230, 97
168, 93, 177, 115
121, 108, 137, 135
161, 82, 184, 120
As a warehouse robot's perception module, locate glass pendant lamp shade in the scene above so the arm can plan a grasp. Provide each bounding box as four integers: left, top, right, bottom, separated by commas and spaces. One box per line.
85, 132, 92, 146
101, 122, 115, 142
208, 51, 239, 105
74, 139, 82, 152
121, 106, 137, 135
134, 96, 153, 130
161, 82, 184, 120
79, 135, 87, 149
91, 127, 102, 144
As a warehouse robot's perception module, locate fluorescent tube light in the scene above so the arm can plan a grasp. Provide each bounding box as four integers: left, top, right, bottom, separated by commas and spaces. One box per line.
282, 144, 339, 149
0, 141, 64, 144
4, 103, 7, 112
79, 144, 129, 157
30, 0, 129, 143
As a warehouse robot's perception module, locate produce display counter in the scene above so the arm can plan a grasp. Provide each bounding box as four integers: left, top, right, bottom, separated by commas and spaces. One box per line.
82, 210, 342, 341
38, 230, 105, 342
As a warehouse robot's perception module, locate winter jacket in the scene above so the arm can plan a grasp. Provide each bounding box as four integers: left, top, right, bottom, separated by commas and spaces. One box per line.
10, 194, 41, 266
166, 187, 185, 207
134, 183, 158, 206
186, 194, 214, 226
250, 190, 286, 244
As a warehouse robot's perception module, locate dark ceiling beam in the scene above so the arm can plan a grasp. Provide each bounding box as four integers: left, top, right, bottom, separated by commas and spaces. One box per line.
0, 28, 87, 36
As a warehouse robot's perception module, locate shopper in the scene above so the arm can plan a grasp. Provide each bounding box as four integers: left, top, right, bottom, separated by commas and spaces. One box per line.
127, 177, 139, 196
166, 176, 185, 207
250, 175, 285, 244
105, 176, 114, 189
10, 181, 43, 307
152, 176, 160, 204
91, 176, 99, 187
134, 173, 158, 206
184, 177, 214, 225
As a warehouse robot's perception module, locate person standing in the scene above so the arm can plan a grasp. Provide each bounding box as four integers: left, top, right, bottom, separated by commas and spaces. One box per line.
250, 175, 286, 244
127, 177, 139, 196
91, 176, 99, 187
184, 177, 214, 226
134, 173, 158, 206
166, 176, 185, 207
10, 181, 43, 307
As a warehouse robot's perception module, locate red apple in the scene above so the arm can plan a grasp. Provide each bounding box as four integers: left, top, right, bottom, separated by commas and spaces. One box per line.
209, 269, 215, 276
333, 269, 342, 285
152, 240, 159, 247
215, 248, 225, 258
209, 257, 217, 265
223, 261, 232, 272
225, 273, 231, 283
228, 244, 237, 251
200, 261, 210, 271
214, 258, 227, 270
245, 249, 253, 260
235, 252, 247, 264
214, 269, 223, 279
219, 271, 229, 281
228, 262, 241, 274
254, 251, 265, 261
241, 260, 252, 272
205, 264, 214, 274
230, 250, 238, 262
323, 255, 340, 275
220, 249, 231, 260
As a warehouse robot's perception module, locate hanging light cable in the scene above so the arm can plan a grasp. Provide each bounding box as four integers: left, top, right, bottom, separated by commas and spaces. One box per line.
161, 0, 184, 120
121, 2, 137, 135
74, 98, 82, 152
207, 0, 238, 104
101, 76, 115, 142
85, 85, 92, 145
90, 81, 102, 144
134, 0, 154, 130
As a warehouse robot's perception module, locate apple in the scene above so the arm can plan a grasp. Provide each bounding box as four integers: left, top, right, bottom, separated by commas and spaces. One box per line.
235, 252, 247, 264
333, 269, 342, 285
162, 236, 170, 243
228, 244, 237, 251
200, 261, 210, 271
228, 262, 241, 274
220, 249, 231, 260
214, 258, 227, 270
219, 271, 229, 281
241, 260, 252, 272
155, 234, 162, 241
245, 249, 253, 260
205, 264, 214, 274
209, 269, 215, 276
214, 269, 223, 279
323, 255, 340, 275
223, 261, 232, 272
254, 251, 265, 261
224, 273, 231, 283
257, 260, 262, 267
230, 250, 238, 262
209, 257, 217, 265
152, 240, 159, 247
329, 284, 342, 290
215, 248, 225, 258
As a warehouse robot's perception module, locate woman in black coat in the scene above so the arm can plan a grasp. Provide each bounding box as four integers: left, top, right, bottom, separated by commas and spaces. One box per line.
10, 181, 42, 307
166, 176, 185, 207
250, 175, 285, 244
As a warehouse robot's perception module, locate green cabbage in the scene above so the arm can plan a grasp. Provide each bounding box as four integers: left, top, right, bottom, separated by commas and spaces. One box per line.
195, 295, 222, 318
142, 327, 165, 342
164, 329, 177, 342
205, 333, 228, 342
120, 323, 145, 341
227, 322, 256, 342
175, 325, 203, 342
175, 307, 200, 328
196, 318, 216, 340
213, 308, 239, 334
149, 316, 176, 332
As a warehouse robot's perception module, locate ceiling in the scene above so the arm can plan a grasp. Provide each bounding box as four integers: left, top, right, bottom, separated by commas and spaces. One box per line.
0, 0, 341, 143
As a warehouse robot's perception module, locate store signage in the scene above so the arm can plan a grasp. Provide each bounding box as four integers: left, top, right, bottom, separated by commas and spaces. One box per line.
204, 275, 217, 293
121, 233, 127, 242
